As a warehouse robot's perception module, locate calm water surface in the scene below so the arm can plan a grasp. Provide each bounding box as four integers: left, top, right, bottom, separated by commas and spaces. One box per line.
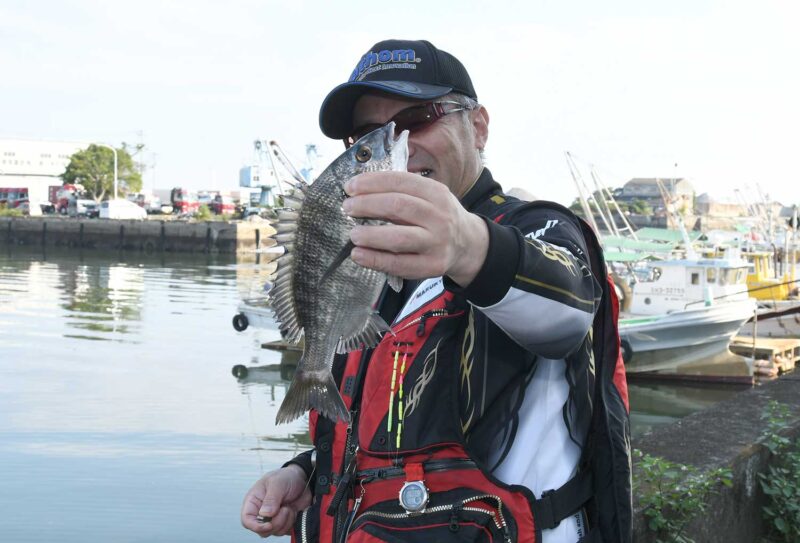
0, 248, 307, 543
0, 247, 747, 542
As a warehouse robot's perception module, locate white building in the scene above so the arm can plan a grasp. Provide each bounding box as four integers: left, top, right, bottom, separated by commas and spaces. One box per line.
0, 138, 89, 202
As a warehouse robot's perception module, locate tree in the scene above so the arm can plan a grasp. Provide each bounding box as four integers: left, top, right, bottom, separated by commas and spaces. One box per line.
61, 144, 142, 202
629, 198, 653, 216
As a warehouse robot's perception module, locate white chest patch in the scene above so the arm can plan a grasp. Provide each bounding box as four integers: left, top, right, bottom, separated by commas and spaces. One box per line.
393, 277, 444, 324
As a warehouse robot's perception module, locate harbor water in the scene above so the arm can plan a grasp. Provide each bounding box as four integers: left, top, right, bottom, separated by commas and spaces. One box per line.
0, 247, 747, 542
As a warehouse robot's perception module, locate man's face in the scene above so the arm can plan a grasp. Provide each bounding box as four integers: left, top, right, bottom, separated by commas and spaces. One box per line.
351, 94, 488, 198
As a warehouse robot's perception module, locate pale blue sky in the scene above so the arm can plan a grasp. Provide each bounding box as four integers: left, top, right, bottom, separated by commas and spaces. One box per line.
2, 0, 798, 206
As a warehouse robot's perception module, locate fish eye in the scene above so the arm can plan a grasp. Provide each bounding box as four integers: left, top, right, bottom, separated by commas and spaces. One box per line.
356, 145, 372, 163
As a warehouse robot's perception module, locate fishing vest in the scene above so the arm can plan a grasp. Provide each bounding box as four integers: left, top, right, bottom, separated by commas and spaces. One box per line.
291, 197, 632, 543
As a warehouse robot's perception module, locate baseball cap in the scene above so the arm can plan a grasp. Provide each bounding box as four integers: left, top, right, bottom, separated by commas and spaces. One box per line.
319, 39, 477, 139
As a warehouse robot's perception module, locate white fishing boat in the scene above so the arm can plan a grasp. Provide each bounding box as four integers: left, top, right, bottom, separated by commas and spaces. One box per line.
619, 252, 757, 373
739, 300, 800, 338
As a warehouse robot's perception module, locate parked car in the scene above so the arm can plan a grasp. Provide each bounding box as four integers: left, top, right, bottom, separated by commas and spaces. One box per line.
67, 198, 100, 218
99, 199, 147, 220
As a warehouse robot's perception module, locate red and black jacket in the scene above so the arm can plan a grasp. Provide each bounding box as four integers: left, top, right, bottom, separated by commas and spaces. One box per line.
287, 169, 632, 543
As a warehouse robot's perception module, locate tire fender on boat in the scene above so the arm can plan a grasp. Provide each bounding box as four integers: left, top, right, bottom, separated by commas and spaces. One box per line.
232, 313, 249, 332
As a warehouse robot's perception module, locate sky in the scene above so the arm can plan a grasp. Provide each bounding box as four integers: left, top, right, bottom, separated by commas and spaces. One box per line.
2, 0, 799, 207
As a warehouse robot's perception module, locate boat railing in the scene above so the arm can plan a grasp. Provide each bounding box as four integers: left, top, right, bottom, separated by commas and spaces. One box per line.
683, 278, 800, 309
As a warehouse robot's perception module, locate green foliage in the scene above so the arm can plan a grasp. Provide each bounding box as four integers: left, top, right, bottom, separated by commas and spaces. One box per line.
195, 204, 213, 221
758, 401, 800, 542
0, 203, 23, 217
569, 199, 585, 215
629, 199, 653, 215
61, 144, 142, 201
634, 449, 732, 543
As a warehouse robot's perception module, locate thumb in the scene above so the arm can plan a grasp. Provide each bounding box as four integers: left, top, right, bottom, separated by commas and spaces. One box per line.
259, 475, 290, 518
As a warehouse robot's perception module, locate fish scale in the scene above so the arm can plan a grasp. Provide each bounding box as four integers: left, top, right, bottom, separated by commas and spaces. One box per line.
271, 123, 408, 424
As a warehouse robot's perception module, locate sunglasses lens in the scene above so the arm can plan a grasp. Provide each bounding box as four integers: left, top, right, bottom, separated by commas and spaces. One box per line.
345, 103, 455, 148
393, 105, 436, 135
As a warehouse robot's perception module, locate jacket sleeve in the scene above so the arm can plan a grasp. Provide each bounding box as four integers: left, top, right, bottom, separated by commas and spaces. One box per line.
446, 202, 601, 359
282, 448, 316, 484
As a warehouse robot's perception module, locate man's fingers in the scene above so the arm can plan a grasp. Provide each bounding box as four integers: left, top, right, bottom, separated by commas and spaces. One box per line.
241, 512, 275, 536
346, 171, 444, 200
266, 505, 295, 535
287, 489, 313, 512
258, 476, 289, 518
344, 192, 435, 226
350, 224, 428, 254
351, 247, 447, 279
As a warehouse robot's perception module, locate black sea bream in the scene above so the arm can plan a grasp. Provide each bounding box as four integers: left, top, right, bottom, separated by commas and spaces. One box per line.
271, 123, 407, 424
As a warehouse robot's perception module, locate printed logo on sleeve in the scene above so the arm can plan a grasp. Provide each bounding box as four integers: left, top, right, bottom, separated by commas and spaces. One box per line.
525, 219, 559, 240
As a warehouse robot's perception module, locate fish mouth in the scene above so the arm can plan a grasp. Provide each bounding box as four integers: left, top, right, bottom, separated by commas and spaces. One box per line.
386, 122, 409, 171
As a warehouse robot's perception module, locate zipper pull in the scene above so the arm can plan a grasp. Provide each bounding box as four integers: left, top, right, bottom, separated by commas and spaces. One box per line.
449, 505, 462, 533
327, 444, 360, 517
416, 311, 434, 336
338, 480, 368, 543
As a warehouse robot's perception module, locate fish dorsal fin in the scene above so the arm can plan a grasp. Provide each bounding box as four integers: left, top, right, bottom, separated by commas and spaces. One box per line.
270, 252, 303, 343
268, 192, 306, 343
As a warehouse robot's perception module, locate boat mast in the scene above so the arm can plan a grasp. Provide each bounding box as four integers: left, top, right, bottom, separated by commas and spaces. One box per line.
655, 177, 698, 260
565, 151, 602, 234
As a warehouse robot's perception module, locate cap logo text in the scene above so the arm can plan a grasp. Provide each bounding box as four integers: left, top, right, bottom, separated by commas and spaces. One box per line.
349, 49, 421, 81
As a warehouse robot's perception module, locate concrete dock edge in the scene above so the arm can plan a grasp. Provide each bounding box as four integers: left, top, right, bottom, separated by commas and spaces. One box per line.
632, 373, 800, 542
0, 216, 276, 254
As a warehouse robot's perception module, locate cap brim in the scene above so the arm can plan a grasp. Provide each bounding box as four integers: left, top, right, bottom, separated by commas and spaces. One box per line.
319, 80, 453, 139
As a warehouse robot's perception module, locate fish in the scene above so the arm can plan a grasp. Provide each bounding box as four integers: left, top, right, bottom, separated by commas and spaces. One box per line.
271, 123, 408, 424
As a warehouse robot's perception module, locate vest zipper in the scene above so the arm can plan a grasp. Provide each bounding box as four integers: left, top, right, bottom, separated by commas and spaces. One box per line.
299, 507, 309, 543
332, 412, 359, 541
353, 493, 511, 542
394, 308, 451, 336
355, 457, 477, 481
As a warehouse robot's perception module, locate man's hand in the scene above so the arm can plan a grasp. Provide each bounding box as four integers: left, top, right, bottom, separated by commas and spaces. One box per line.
343, 171, 489, 287
241, 464, 312, 537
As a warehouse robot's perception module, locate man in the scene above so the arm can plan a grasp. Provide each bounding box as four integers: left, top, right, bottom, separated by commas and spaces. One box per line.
242, 39, 631, 542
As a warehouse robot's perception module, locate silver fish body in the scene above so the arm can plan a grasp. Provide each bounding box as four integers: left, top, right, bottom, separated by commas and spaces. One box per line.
272, 123, 408, 424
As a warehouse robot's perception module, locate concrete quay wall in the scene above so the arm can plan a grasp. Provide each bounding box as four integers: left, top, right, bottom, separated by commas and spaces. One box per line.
0, 216, 276, 254
632, 374, 800, 542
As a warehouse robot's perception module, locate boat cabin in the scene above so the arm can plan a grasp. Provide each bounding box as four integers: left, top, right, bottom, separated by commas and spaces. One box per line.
629, 258, 750, 315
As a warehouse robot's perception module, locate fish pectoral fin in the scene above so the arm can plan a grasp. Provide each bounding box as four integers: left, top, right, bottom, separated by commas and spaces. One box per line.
320, 242, 355, 285
336, 311, 392, 353
387, 275, 403, 292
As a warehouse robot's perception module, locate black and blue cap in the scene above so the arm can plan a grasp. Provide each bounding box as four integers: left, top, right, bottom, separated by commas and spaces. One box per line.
319, 39, 477, 139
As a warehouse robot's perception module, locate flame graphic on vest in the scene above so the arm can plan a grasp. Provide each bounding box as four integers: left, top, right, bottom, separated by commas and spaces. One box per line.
403, 338, 440, 418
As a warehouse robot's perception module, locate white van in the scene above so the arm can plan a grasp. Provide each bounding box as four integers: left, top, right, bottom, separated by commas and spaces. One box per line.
99, 199, 147, 220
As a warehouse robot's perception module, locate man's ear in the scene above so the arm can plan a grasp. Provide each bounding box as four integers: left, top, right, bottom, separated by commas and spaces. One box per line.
472, 106, 489, 150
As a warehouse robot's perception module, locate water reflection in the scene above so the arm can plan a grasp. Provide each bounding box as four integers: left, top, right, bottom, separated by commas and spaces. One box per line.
233, 350, 311, 460
628, 381, 748, 437
61, 264, 144, 340
0, 247, 302, 543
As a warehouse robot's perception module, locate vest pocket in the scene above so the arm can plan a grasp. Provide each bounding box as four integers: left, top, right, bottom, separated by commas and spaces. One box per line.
346, 489, 513, 543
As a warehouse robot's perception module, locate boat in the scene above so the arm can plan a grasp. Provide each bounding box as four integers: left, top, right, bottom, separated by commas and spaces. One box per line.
618, 251, 757, 374
736, 250, 800, 337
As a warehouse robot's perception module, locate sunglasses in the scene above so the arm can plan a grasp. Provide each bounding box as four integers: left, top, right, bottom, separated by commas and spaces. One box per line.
344, 101, 472, 148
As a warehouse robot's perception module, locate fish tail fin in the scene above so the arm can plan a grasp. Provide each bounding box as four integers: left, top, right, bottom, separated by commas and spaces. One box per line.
276, 367, 350, 425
